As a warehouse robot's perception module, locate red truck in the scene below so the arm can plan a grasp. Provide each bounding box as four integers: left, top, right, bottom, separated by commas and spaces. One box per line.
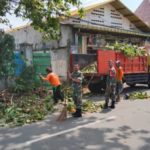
70, 49, 150, 93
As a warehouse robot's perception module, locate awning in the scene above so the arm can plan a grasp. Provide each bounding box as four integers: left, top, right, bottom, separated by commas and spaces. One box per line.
73, 24, 150, 38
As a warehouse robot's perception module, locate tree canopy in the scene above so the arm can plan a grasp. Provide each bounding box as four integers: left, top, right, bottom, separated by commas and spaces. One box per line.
0, 0, 82, 39
0, 31, 15, 85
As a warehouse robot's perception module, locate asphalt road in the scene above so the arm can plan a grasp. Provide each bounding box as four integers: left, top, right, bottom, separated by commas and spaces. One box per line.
0, 85, 150, 150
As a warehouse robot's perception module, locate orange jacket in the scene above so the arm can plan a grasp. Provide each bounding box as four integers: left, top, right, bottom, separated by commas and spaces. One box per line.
116, 66, 124, 81
42, 72, 61, 87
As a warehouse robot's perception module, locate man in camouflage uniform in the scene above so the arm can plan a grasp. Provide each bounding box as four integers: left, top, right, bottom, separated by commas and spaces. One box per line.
104, 60, 116, 109
68, 64, 83, 117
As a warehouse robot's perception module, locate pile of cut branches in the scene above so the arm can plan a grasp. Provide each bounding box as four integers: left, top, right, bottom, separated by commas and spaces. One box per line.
129, 92, 150, 100
0, 88, 54, 128
105, 42, 146, 57
81, 62, 97, 73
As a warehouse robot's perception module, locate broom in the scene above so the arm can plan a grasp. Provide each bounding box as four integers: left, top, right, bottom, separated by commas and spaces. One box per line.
56, 98, 67, 121
56, 69, 70, 121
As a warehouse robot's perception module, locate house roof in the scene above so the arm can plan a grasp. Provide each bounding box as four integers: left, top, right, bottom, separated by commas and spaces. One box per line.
5, 0, 150, 34
135, 0, 150, 26
5, 24, 30, 33
71, 0, 150, 32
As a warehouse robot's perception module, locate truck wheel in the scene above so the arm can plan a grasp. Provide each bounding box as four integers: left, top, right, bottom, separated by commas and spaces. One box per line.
127, 83, 136, 88
88, 83, 102, 93
148, 81, 150, 89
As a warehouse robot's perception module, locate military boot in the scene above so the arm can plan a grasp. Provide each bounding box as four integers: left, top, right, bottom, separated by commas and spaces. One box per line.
110, 101, 115, 109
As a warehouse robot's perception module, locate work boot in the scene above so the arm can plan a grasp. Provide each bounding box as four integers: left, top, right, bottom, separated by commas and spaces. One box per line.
110, 101, 115, 109
73, 109, 82, 118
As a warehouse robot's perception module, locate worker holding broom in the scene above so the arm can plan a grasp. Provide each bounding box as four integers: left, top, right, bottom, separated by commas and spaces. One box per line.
68, 64, 84, 118
39, 67, 64, 104
116, 60, 124, 102
104, 60, 116, 109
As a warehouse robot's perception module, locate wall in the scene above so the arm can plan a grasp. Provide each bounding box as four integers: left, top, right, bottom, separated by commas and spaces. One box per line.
50, 49, 68, 80
7, 26, 43, 50
7, 25, 73, 51
66, 3, 140, 32
6, 24, 73, 79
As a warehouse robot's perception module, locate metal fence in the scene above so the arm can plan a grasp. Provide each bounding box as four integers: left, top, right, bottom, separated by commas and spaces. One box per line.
33, 52, 51, 87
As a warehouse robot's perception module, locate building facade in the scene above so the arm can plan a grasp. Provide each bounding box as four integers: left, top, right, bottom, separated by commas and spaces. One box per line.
6, 0, 150, 79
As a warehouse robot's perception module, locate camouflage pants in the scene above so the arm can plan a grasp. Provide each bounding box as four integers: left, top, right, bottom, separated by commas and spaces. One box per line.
73, 91, 82, 109
116, 81, 123, 96
105, 84, 116, 104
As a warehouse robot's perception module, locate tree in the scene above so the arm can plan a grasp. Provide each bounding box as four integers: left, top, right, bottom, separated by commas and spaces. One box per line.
0, 0, 83, 39
0, 31, 15, 87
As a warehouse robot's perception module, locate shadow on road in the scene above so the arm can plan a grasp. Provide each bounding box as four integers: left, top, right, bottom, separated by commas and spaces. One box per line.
1, 113, 150, 150
15, 125, 150, 150
0, 85, 150, 150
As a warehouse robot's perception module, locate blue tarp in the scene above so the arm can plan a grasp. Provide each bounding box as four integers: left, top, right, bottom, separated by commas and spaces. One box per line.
14, 51, 25, 76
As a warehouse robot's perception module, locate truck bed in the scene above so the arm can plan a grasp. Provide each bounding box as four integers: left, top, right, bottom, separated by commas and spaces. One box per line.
70, 50, 148, 75
97, 50, 148, 75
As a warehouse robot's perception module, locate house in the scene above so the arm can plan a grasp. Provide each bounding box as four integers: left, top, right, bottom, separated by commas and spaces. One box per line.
6, 0, 150, 79
135, 0, 150, 27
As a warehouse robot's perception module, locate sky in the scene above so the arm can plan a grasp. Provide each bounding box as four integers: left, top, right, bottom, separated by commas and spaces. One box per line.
0, 0, 143, 30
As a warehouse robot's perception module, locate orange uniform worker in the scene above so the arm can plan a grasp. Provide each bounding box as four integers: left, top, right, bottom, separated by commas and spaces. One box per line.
116, 60, 124, 102
40, 67, 64, 104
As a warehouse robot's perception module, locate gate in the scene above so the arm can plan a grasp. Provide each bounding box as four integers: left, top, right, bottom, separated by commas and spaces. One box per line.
33, 52, 51, 86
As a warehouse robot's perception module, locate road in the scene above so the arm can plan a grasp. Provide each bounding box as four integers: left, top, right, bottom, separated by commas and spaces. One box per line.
0, 85, 150, 150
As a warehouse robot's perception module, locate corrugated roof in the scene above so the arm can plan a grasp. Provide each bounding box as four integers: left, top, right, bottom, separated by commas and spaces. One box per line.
111, 0, 150, 32
71, 0, 150, 32
73, 24, 150, 37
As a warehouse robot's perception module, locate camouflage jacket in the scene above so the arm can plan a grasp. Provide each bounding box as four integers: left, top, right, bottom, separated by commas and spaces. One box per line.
71, 70, 83, 96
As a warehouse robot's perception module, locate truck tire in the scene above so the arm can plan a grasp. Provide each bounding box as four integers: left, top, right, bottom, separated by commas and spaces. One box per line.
88, 82, 106, 93
88, 83, 100, 93
127, 83, 136, 88
148, 80, 150, 89
148, 74, 150, 89
148, 83, 150, 89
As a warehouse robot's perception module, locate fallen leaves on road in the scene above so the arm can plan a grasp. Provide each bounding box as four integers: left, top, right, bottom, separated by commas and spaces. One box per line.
129, 92, 150, 100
